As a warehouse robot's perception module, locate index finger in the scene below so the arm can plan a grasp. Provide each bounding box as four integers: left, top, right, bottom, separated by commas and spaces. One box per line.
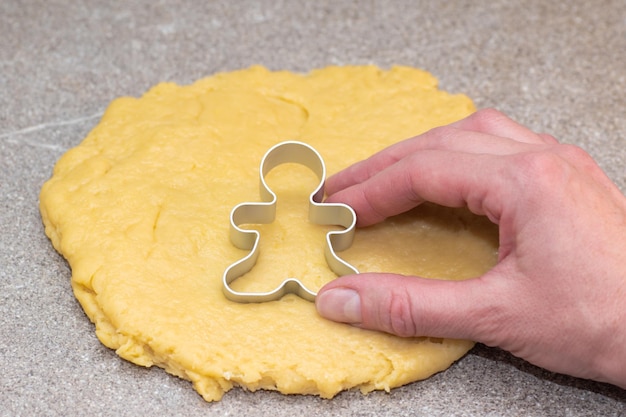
325, 148, 508, 227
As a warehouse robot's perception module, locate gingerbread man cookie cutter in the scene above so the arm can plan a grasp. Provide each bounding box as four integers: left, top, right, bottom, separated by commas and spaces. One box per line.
223, 141, 359, 303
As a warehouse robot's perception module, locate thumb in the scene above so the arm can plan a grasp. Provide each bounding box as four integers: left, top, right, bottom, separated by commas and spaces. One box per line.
316, 273, 499, 341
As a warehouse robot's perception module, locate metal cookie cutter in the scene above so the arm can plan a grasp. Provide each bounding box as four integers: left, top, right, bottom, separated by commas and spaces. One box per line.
223, 141, 358, 303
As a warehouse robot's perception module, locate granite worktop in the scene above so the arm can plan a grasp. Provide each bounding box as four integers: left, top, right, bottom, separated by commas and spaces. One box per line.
1, 1, 624, 415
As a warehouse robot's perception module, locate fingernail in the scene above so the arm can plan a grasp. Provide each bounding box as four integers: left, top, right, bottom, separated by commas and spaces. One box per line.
316, 288, 362, 324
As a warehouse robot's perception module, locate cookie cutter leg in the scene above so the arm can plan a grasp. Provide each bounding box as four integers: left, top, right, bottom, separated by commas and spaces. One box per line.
223, 141, 358, 303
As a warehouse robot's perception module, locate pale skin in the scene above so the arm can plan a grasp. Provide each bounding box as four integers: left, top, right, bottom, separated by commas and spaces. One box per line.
316, 108, 626, 389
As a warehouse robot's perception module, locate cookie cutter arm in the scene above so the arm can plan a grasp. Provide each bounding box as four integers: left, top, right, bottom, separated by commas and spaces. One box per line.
223, 141, 358, 303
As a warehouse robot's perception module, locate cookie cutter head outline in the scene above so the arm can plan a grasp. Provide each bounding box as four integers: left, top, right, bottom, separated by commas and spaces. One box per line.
222, 141, 359, 303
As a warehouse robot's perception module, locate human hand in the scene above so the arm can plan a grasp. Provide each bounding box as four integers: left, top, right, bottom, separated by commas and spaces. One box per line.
316, 109, 626, 388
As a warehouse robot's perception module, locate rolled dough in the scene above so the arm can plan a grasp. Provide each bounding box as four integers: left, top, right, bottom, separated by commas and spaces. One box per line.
40, 65, 498, 401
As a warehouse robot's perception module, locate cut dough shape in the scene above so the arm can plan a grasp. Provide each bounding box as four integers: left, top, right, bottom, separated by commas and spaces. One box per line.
40, 65, 498, 401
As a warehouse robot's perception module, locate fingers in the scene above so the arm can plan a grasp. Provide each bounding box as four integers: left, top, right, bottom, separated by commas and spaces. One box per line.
316, 273, 505, 343
327, 148, 508, 226
326, 109, 551, 197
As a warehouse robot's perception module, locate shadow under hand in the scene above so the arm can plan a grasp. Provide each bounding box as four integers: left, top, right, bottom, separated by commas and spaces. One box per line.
469, 344, 626, 402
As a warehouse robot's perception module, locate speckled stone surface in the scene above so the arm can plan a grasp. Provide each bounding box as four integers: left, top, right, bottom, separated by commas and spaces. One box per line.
1, 1, 625, 415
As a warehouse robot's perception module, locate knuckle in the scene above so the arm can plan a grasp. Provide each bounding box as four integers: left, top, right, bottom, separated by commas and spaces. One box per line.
474, 107, 508, 124
385, 290, 419, 337
539, 133, 559, 144
422, 125, 454, 145
507, 150, 573, 191
557, 143, 595, 165
507, 144, 596, 193
360, 187, 390, 223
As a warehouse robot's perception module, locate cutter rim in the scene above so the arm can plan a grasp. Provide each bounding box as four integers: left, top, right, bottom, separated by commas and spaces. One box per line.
222, 140, 358, 303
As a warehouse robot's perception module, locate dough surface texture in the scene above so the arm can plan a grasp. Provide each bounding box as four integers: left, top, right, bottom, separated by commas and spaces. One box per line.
40, 66, 498, 401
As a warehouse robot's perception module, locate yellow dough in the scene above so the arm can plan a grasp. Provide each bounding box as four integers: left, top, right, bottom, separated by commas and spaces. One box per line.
40, 66, 498, 401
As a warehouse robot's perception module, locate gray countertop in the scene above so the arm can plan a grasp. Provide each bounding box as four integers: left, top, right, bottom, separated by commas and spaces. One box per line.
1, 1, 625, 415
